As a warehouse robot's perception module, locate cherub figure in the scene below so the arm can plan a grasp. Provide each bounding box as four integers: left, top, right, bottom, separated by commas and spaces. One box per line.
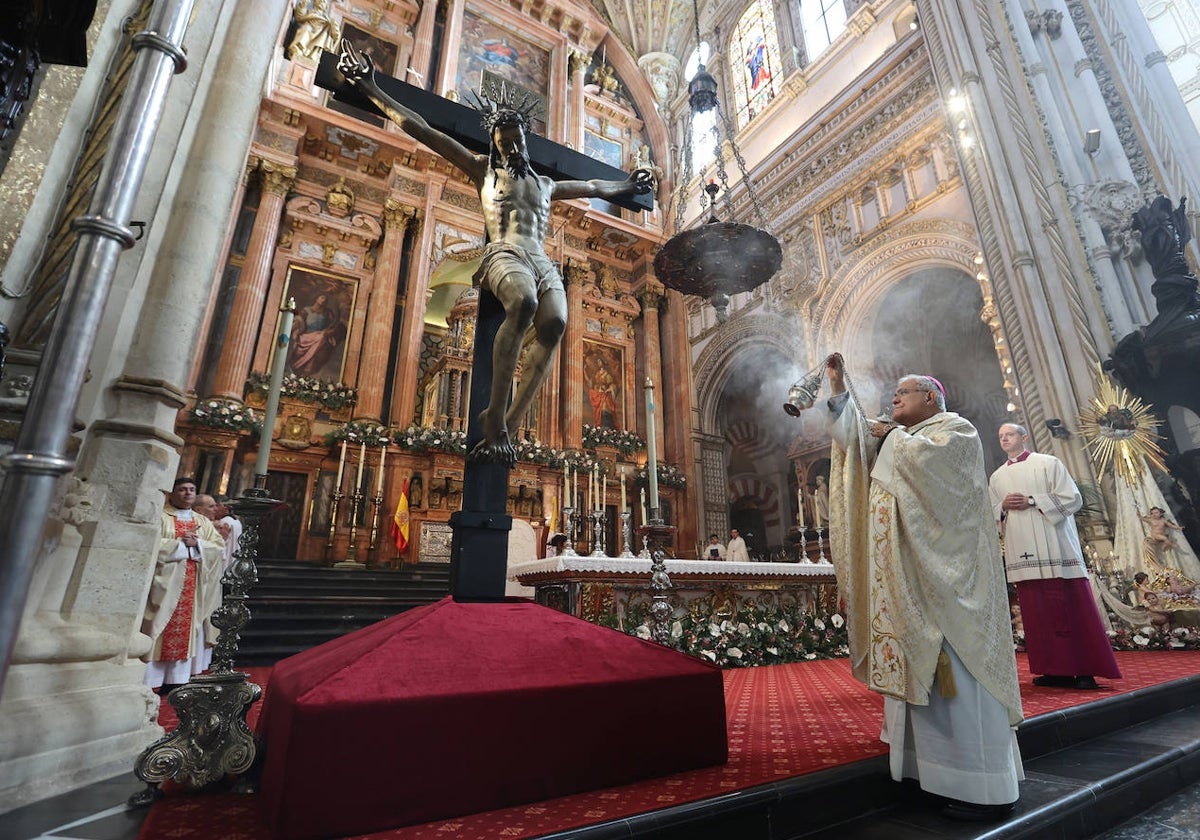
1142, 506, 1184, 559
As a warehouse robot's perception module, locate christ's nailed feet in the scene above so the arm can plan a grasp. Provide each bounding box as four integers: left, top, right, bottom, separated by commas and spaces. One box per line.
469, 430, 517, 468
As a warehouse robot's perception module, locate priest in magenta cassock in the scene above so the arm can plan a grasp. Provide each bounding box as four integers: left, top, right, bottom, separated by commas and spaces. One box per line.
990, 422, 1120, 690
824, 354, 1024, 820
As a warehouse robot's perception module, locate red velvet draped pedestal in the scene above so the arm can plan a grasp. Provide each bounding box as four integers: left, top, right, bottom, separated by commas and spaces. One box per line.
258, 597, 728, 840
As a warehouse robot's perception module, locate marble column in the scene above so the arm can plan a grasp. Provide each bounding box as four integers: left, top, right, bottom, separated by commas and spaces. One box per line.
561, 259, 587, 449
0, 0, 291, 811
434, 0, 464, 98
210, 159, 296, 401
389, 207, 429, 427
408, 0, 439, 90
355, 199, 414, 421
568, 47, 589, 151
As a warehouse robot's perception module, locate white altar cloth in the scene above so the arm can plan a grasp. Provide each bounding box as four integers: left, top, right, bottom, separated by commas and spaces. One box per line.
509, 556, 837, 579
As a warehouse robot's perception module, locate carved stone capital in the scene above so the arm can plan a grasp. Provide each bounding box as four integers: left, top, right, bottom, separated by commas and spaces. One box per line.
260, 161, 298, 196
636, 284, 665, 311
569, 46, 591, 77
382, 198, 416, 231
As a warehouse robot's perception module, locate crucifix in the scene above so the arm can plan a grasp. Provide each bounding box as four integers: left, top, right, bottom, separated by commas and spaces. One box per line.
317, 43, 655, 599
1019, 552, 1035, 562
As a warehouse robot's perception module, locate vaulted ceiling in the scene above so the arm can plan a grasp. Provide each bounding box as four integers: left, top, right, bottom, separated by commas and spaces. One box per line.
587, 0, 698, 60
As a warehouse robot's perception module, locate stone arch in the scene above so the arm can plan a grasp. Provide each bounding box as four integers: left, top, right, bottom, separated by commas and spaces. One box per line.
693, 316, 804, 436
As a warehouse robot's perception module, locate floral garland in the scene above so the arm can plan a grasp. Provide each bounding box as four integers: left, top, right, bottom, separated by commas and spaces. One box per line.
602, 601, 849, 668
1014, 624, 1200, 652
326, 421, 393, 448
582, 424, 646, 457
634, 462, 687, 489
190, 398, 261, 432
392, 425, 468, 454
246, 371, 357, 410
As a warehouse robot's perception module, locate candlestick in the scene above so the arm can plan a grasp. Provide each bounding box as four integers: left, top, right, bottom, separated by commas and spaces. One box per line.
256, 298, 297, 477
573, 469, 578, 513
564, 465, 571, 508
335, 440, 347, 489
355, 442, 366, 492
640, 487, 648, 523
645, 378, 659, 512
376, 445, 387, 495
602, 473, 607, 510
586, 469, 592, 513
620, 468, 627, 512
798, 487, 805, 529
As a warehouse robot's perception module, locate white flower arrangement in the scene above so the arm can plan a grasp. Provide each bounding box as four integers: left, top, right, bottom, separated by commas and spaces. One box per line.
190, 398, 261, 432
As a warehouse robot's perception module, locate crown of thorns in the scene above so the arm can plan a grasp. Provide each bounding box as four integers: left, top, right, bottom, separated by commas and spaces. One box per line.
467, 86, 542, 134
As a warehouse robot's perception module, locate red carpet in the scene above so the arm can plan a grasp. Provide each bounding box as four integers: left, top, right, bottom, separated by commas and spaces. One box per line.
139, 650, 1200, 840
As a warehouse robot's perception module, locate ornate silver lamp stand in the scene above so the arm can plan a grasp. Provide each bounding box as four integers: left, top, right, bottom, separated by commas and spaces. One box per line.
816, 526, 827, 563
129, 482, 284, 805
323, 486, 343, 563
335, 488, 366, 568
636, 520, 676, 644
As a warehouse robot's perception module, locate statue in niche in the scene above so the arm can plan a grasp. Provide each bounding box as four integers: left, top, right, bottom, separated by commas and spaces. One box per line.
288, 0, 341, 62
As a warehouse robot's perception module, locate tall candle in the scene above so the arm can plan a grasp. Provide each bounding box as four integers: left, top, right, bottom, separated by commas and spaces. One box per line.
602, 473, 607, 510
813, 489, 821, 530
640, 487, 648, 523
573, 469, 578, 511
335, 440, 347, 490
376, 445, 387, 495
564, 465, 571, 508
356, 442, 366, 492
798, 488, 805, 529
645, 378, 659, 511
620, 468, 627, 512
256, 298, 297, 477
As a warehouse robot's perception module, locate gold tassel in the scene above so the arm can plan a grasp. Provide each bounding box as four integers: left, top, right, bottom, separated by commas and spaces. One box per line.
936, 649, 957, 699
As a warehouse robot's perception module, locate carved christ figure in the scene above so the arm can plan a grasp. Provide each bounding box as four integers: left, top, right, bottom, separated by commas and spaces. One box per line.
337, 40, 652, 466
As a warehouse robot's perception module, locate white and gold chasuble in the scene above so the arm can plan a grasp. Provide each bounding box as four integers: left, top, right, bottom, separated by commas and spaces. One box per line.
828, 396, 1023, 727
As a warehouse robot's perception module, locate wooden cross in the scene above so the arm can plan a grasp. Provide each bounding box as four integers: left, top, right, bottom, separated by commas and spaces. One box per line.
316, 54, 654, 599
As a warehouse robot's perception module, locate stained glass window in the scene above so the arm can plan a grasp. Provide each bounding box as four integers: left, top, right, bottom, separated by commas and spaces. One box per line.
799, 0, 848, 62
730, 1, 781, 129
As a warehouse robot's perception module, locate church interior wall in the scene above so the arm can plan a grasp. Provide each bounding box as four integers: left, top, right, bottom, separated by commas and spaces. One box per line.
3, 0, 1200, 817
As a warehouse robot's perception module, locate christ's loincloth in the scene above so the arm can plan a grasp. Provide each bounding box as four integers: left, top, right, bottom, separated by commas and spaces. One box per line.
473, 242, 563, 297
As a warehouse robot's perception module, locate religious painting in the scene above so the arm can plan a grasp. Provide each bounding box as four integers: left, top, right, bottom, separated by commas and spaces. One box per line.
275, 265, 358, 383
325, 22, 398, 128
456, 9, 549, 133
308, 469, 337, 536
582, 340, 623, 430
584, 131, 623, 169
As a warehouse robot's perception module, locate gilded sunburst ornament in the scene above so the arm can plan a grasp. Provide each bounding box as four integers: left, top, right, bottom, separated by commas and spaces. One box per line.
1078, 369, 1165, 486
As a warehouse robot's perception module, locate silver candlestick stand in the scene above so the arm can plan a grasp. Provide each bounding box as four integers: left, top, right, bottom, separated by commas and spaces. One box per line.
816, 526, 827, 563
561, 506, 578, 556
619, 511, 635, 558
129, 481, 285, 805
588, 509, 607, 557
798, 524, 810, 563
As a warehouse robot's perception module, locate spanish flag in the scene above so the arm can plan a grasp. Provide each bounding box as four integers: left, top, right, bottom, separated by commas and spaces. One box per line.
390, 479, 410, 555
